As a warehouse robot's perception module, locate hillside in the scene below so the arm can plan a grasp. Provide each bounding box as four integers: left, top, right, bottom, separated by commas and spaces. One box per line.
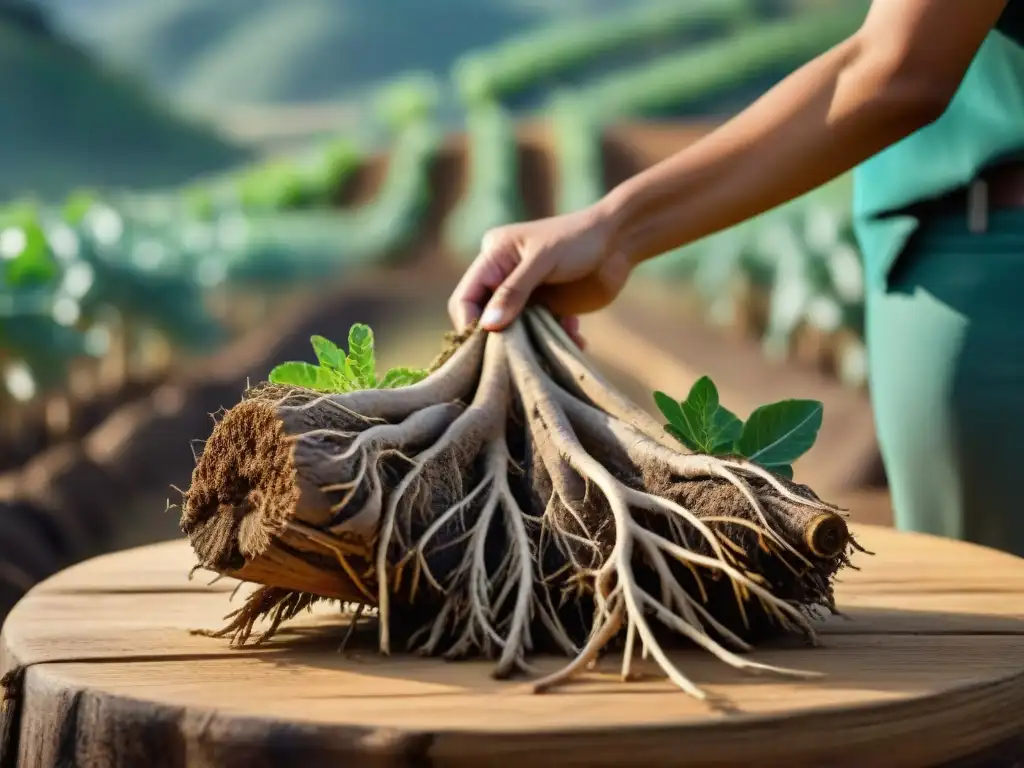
0, 7, 250, 202
38, 0, 638, 106
38, 0, 844, 110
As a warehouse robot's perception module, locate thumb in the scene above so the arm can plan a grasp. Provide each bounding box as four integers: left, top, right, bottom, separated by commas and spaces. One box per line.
479, 255, 548, 331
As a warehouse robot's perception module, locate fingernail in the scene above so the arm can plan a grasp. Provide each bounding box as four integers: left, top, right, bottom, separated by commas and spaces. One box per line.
480, 307, 503, 328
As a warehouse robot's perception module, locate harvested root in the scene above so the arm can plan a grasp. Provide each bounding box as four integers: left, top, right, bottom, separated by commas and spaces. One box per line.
181, 307, 860, 699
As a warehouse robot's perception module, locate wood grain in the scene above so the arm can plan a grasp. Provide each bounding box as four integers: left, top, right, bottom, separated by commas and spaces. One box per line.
2, 524, 1023, 767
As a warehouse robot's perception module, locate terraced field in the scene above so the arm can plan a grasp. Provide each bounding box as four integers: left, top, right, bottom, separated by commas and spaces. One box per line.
0, 1, 887, 624
0, 4, 248, 201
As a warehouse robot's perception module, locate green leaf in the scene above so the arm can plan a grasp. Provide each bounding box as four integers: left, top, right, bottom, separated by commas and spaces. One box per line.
380, 366, 428, 388
346, 323, 377, 388
268, 361, 351, 392
678, 376, 721, 450
735, 399, 823, 469
310, 335, 347, 372
654, 390, 687, 431
63, 189, 98, 225
708, 405, 743, 454
683, 376, 720, 419
656, 391, 700, 450
4, 222, 56, 287
656, 377, 743, 454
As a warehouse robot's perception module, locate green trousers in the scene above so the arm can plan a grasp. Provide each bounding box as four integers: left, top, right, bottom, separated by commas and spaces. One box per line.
866, 208, 1024, 558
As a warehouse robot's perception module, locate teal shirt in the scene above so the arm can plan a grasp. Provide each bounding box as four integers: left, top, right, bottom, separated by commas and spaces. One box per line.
852, 4, 1024, 287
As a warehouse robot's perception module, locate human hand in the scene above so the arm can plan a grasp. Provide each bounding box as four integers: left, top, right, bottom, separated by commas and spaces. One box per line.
446, 203, 632, 348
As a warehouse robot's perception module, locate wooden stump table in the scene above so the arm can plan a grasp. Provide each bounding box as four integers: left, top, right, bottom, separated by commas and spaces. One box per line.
2, 524, 1024, 768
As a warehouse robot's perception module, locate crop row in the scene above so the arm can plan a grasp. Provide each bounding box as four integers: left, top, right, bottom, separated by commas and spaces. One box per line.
447, 2, 869, 385
0, 99, 441, 469
2, 5, 873, 441
452, 0, 755, 105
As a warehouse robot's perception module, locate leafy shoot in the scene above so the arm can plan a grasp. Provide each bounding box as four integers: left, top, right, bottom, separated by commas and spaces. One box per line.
268, 324, 428, 392
655, 375, 823, 480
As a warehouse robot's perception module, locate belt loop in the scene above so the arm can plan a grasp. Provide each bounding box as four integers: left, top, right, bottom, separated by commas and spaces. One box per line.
967, 178, 989, 234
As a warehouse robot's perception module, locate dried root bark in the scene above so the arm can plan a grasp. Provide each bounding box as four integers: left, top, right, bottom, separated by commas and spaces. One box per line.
181, 307, 860, 699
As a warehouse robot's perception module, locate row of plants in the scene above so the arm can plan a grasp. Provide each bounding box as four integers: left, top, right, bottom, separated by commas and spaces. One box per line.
452, 0, 756, 105
551, 93, 606, 215
566, 3, 869, 119
637, 178, 867, 388
444, 101, 522, 259
445, 1, 869, 386
1, 1, 873, 422
0, 83, 443, 457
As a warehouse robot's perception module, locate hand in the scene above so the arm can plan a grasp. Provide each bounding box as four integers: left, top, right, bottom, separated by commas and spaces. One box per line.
446, 203, 632, 347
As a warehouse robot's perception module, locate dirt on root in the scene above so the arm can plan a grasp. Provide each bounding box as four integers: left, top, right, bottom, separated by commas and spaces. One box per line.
182, 322, 854, 661
183, 396, 300, 574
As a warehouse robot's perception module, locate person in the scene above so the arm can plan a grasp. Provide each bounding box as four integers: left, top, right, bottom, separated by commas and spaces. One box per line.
447, 0, 1024, 558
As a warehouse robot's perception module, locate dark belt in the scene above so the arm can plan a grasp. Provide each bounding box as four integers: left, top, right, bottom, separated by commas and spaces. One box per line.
903, 159, 1024, 233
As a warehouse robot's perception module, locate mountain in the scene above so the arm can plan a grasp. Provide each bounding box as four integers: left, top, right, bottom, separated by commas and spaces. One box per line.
35, 0, 673, 108
0, 3, 250, 202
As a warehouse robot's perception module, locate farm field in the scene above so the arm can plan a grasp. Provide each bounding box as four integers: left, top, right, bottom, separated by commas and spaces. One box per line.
0, 0, 884, 626
39, 0, 855, 109
12, 7, 1024, 767
0, 114, 886, 618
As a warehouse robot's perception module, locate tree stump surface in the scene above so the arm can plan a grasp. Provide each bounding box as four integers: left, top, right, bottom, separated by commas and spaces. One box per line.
2, 524, 1023, 768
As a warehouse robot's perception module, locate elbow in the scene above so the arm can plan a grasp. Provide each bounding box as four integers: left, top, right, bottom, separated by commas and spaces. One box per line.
879, 68, 957, 131
851, 35, 962, 135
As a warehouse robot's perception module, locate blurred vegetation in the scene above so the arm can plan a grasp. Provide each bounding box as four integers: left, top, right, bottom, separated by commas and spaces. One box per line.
40, 0, 851, 111
0, 79, 439, 410
1, 0, 872, 427
37, 0, 638, 107
0, 0, 250, 202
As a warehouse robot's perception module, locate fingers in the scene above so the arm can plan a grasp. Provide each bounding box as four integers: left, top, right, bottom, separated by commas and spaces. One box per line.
478, 253, 551, 331
447, 231, 518, 331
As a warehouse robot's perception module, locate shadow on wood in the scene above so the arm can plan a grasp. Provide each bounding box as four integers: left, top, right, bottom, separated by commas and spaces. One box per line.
2, 526, 1023, 767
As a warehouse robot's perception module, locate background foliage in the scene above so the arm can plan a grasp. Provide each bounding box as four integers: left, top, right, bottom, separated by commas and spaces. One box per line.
2, 0, 869, 416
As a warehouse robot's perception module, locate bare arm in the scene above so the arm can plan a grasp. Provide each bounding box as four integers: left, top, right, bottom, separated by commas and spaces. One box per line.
601, 0, 1010, 265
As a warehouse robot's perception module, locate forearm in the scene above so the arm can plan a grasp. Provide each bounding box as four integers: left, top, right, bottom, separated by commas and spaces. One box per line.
599, 32, 949, 265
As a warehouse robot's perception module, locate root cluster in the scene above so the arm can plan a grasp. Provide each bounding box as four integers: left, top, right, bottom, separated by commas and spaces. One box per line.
181, 307, 860, 698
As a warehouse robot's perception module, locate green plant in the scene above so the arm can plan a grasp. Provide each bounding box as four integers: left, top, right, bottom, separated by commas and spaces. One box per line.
452, 0, 754, 104
0, 116, 438, 406
373, 72, 441, 133
655, 375, 823, 479
268, 324, 428, 393
571, 2, 868, 118
445, 101, 522, 260
550, 92, 605, 214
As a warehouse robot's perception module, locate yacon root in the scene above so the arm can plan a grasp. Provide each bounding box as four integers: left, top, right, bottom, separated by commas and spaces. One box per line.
181, 307, 859, 699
